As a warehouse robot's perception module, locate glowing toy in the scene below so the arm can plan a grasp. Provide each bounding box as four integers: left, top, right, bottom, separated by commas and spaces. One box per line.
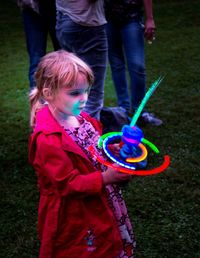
88, 76, 170, 176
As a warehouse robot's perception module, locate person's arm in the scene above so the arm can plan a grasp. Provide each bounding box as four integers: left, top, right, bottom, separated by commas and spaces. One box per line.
33, 134, 103, 197
32, 133, 131, 195
143, 0, 156, 42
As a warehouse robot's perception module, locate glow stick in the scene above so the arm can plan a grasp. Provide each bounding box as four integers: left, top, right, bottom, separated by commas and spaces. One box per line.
130, 76, 164, 127
98, 132, 122, 148
141, 138, 160, 153
88, 145, 170, 176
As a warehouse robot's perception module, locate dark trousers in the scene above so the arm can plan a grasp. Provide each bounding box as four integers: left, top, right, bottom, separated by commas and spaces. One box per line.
56, 12, 108, 119
106, 19, 146, 114
22, 0, 60, 89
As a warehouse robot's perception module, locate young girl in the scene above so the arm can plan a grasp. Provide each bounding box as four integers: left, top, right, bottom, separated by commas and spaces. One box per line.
29, 50, 136, 258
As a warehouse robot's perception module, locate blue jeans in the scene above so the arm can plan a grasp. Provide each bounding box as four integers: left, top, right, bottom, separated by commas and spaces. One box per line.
22, 3, 59, 89
56, 12, 108, 119
106, 19, 146, 114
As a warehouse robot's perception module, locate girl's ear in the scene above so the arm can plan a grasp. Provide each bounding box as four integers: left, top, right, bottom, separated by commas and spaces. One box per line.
42, 88, 53, 101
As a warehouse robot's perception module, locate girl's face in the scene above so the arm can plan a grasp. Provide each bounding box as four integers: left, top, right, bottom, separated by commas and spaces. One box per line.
48, 74, 90, 119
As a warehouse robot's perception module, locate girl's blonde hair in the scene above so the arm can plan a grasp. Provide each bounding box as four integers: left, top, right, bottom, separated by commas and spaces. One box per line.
29, 50, 94, 127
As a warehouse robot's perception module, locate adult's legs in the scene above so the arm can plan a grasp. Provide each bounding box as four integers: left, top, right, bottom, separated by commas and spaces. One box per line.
22, 8, 47, 89
56, 13, 107, 119
39, 0, 60, 51
106, 22, 130, 113
121, 20, 163, 125
121, 20, 146, 114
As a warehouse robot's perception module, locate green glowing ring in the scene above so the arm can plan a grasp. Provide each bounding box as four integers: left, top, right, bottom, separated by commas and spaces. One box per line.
141, 138, 159, 154
98, 132, 122, 148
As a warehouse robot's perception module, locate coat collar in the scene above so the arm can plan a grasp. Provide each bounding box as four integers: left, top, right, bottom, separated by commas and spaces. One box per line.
33, 106, 92, 161
34, 105, 63, 134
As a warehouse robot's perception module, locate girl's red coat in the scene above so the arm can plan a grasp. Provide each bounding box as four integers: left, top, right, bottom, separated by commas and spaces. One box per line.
28, 106, 122, 258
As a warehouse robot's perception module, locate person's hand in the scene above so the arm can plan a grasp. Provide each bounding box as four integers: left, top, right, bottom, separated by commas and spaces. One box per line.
107, 143, 120, 157
144, 18, 156, 43
102, 167, 132, 185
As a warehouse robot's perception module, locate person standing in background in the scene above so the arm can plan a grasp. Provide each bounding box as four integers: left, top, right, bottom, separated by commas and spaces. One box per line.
104, 0, 163, 126
17, 0, 60, 89
55, 0, 107, 120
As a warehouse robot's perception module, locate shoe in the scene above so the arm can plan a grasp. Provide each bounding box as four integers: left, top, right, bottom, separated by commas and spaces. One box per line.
138, 112, 163, 126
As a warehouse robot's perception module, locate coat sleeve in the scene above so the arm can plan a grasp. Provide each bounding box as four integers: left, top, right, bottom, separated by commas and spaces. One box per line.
32, 133, 103, 197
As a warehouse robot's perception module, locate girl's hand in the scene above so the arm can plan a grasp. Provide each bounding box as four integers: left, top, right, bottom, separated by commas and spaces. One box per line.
108, 143, 121, 157
102, 167, 132, 185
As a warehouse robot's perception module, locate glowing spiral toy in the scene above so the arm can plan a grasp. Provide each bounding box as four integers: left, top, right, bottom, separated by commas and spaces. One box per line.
88, 76, 170, 176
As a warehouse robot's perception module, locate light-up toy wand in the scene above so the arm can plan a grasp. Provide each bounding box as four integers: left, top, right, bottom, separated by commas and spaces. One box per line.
88, 76, 170, 176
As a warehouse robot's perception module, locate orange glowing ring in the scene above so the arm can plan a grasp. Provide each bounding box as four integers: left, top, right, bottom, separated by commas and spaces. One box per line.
126, 143, 148, 163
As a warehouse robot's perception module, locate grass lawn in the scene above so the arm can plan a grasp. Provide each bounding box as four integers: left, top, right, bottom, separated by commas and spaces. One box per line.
0, 0, 200, 257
